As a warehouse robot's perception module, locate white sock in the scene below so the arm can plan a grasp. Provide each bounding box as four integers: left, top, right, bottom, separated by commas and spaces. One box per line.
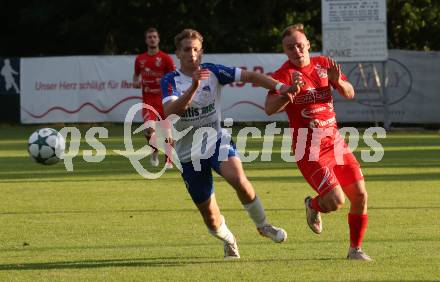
243, 195, 268, 228
208, 215, 235, 244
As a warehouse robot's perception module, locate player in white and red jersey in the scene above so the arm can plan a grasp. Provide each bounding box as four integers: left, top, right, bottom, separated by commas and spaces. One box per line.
265, 23, 372, 261
133, 27, 176, 168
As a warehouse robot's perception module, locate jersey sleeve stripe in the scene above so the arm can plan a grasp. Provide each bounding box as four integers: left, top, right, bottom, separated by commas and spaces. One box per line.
162, 95, 178, 104
201, 63, 237, 85
160, 71, 179, 100
234, 68, 241, 82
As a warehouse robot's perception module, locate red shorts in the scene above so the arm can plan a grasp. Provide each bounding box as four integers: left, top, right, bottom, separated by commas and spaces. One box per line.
296, 142, 364, 196
142, 96, 165, 123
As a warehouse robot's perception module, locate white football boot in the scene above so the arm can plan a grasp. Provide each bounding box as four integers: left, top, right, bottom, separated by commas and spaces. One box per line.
257, 224, 287, 243
224, 237, 240, 260
347, 247, 373, 261
304, 196, 322, 234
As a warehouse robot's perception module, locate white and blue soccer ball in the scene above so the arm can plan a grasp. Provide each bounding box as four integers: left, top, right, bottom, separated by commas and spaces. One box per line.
27, 128, 65, 165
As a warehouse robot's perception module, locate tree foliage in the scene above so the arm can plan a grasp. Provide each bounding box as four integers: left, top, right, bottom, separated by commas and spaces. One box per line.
1, 0, 439, 57
387, 0, 440, 51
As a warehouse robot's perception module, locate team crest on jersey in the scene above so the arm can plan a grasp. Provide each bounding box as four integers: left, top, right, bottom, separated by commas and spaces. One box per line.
315, 64, 328, 78
202, 85, 211, 96
155, 57, 162, 67
200, 85, 211, 101
194, 84, 212, 105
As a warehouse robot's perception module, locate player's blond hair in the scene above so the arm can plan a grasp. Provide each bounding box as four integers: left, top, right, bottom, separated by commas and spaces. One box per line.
281, 23, 305, 38
174, 29, 204, 50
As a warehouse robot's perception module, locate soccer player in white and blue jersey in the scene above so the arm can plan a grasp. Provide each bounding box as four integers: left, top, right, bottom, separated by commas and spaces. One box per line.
160, 29, 295, 259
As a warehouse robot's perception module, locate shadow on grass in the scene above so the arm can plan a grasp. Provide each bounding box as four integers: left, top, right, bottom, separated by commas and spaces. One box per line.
1, 205, 440, 216
0, 256, 340, 271
2, 171, 440, 183
1, 146, 440, 176
363, 172, 440, 182
0, 207, 299, 215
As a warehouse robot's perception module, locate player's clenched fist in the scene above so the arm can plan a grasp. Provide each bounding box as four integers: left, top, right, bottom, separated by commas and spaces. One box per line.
292, 71, 305, 94
192, 68, 211, 81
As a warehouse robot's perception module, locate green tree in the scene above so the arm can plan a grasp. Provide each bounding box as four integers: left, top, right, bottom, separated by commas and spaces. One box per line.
387, 0, 440, 51
1, 0, 439, 56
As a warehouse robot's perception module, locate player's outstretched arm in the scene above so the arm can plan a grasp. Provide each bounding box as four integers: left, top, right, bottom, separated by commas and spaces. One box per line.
240, 70, 296, 116
240, 70, 280, 90
163, 68, 210, 117
264, 71, 302, 115
240, 70, 295, 96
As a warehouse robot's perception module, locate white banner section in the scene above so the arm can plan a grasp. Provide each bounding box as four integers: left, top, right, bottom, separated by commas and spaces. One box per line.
20, 54, 288, 124
20, 52, 440, 124
21, 56, 142, 123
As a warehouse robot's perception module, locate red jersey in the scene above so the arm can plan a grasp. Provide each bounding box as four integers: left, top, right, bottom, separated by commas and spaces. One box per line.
269, 56, 347, 131
269, 56, 363, 195
134, 51, 175, 99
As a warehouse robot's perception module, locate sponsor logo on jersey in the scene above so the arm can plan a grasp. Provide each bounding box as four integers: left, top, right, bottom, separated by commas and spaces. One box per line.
155, 57, 162, 67
309, 117, 336, 128
301, 103, 333, 118
181, 102, 216, 118
301, 106, 327, 118
143, 67, 163, 78
294, 88, 332, 104
315, 63, 328, 78
182, 107, 200, 118
201, 103, 215, 115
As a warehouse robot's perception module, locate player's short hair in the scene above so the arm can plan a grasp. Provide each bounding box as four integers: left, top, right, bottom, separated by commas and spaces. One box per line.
174, 29, 203, 50
145, 27, 159, 37
281, 23, 305, 38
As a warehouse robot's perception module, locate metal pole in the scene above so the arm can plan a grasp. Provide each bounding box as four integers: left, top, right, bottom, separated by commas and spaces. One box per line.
358, 62, 379, 127
372, 62, 390, 130
382, 61, 391, 130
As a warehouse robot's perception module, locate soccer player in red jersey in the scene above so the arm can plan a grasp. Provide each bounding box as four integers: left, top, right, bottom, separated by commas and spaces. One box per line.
133, 27, 176, 168
265, 23, 372, 261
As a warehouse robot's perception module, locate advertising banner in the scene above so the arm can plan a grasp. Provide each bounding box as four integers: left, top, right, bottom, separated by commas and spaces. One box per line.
20, 51, 440, 124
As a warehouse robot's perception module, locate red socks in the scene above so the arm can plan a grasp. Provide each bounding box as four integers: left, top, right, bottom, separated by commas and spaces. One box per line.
348, 213, 368, 248
311, 196, 323, 212
309, 197, 368, 248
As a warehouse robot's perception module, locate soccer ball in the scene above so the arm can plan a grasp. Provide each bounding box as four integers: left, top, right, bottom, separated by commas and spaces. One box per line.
27, 128, 65, 165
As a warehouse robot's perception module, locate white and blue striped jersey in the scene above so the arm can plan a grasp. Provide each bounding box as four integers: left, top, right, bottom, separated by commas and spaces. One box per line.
160, 63, 242, 163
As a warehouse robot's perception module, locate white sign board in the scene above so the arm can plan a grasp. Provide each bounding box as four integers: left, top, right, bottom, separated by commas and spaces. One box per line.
20, 52, 440, 124
20, 55, 289, 124
322, 0, 388, 62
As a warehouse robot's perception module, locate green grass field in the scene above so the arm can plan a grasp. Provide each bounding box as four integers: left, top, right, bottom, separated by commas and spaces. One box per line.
1, 124, 440, 281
